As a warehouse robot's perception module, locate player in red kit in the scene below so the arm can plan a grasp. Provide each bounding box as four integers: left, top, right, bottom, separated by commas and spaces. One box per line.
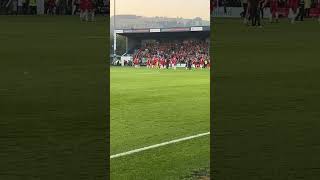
160, 57, 165, 69
192, 58, 197, 69
200, 56, 205, 69
80, 0, 85, 21
195, 59, 200, 69
153, 56, 158, 69
159, 58, 163, 69
146, 58, 151, 68
162, 57, 166, 69
156, 57, 160, 69
269, 0, 279, 22
151, 56, 156, 68
134, 57, 139, 68
171, 57, 177, 70
87, 0, 95, 21
47, 0, 56, 15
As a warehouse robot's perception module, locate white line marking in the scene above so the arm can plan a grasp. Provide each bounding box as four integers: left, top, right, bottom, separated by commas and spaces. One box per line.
87, 36, 106, 38
110, 132, 210, 159
137, 72, 160, 75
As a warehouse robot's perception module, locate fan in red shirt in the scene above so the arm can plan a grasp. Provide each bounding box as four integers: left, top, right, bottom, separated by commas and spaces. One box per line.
153, 56, 158, 69
158, 58, 162, 69
269, 0, 279, 22
160, 57, 165, 69
146, 58, 151, 68
195, 59, 199, 69
87, 0, 95, 21
200, 57, 205, 69
79, 0, 88, 21
47, 0, 56, 15
288, 0, 299, 23
133, 57, 139, 68
318, 1, 320, 22
192, 58, 197, 69
171, 56, 177, 70
210, 0, 214, 15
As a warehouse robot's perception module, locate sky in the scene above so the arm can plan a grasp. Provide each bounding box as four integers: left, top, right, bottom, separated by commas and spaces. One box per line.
110, 0, 210, 20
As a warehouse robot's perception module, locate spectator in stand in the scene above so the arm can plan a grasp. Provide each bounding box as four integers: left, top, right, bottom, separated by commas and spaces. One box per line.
18, 0, 23, 14
295, 0, 305, 21
171, 56, 177, 70
187, 59, 192, 70
133, 57, 139, 68
269, 0, 279, 22
200, 56, 205, 69
72, 0, 79, 15
318, 0, 320, 22
241, 0, 248, 20
47, 0, 55, 14
79, 0, 86, 21
304, 0, 311, 17
5, 0, 18, 15
288, 0, 299, 23
249, 0, 258, 26
88, 0, 95, 21
210, 0, 215, 16
29, 0, 36, 14
22, 0, 27, 14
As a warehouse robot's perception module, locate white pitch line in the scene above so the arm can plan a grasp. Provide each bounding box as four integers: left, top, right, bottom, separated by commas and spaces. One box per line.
110, 132, 210, 159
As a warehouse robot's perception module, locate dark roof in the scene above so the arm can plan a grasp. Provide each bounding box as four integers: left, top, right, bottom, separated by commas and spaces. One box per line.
115, 26, 210, 39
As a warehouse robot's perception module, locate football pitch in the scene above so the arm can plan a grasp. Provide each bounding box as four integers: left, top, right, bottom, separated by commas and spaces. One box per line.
3, 15, 320, 179
110, 67, 210, 179
212, 18, 320, 179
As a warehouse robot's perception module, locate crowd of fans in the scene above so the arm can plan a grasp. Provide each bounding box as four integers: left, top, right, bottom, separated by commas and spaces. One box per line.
0, 0, 109, 15
211, 0, 320, 8
211, 0, 320, 25
131, 40, 210, 69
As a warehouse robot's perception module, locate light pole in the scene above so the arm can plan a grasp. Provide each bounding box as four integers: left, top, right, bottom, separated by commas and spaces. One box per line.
113, 0, 116, 62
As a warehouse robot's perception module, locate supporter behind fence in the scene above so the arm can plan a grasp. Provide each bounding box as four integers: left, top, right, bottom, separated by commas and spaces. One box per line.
129, 39, 210, 69
0, 0, 109, 15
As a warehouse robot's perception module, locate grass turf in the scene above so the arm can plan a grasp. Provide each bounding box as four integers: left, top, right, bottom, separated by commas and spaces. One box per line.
0, 16, 108, 179
111, 67, 210, 179
212, 18, 320, 179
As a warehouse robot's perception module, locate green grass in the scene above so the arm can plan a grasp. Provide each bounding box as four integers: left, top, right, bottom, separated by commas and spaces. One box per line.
0, 16, 108, 179
212, 18, 320, 179
111, 67, 210, 179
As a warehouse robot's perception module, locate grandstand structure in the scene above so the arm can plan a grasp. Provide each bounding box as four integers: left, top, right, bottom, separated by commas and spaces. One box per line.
113, 26, 210, 66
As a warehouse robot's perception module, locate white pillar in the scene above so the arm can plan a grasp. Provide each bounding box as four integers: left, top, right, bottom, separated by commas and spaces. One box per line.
113, 31, 117, 57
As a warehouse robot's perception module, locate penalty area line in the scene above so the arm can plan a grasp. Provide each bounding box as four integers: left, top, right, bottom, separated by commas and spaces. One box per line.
110, 132, 210, 159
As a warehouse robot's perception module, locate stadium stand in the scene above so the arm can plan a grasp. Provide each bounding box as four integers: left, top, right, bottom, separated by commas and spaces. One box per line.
133, 40, 209, 65
113, 26, 210, 67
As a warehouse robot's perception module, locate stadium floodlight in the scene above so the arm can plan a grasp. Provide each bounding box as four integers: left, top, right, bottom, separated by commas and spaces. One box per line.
113, 0, 116, 62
